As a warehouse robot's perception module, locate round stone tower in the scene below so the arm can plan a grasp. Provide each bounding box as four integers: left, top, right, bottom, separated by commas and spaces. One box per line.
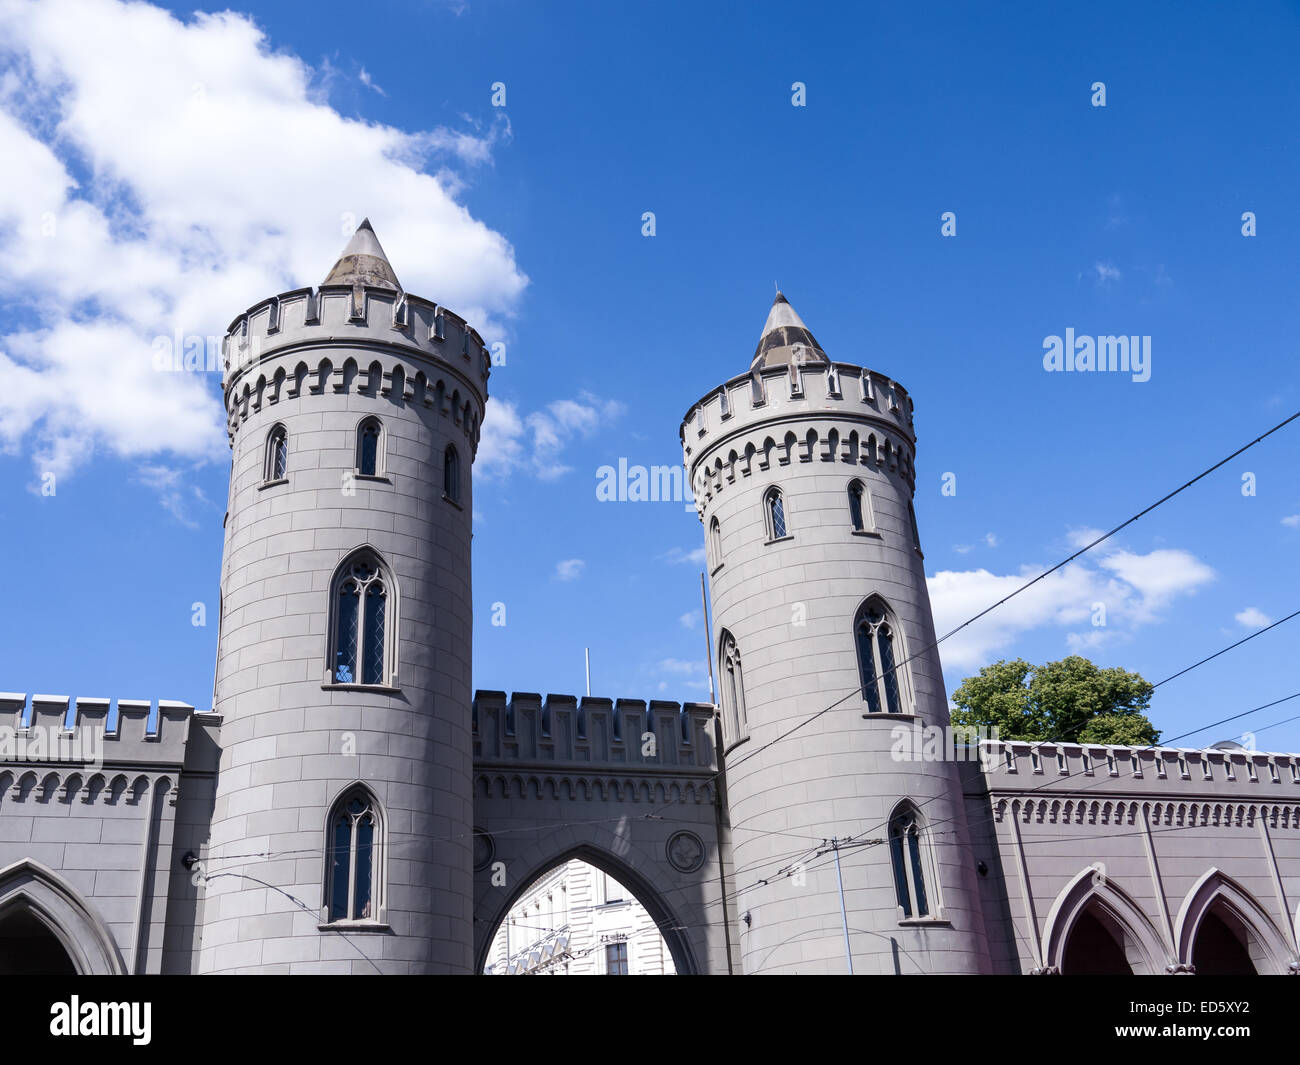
681, 294, 990, 975
199, 221, 487, 973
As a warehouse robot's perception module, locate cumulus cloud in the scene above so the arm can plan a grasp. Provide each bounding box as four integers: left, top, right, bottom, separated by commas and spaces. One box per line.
679, 611, 698, 630
1235, 607, 1272, 629
1282, 515, 1300, 529
477, 391, 624, 481
928, 538, 1216, 670
554, 559, 585, 581
0, 0, 527, 485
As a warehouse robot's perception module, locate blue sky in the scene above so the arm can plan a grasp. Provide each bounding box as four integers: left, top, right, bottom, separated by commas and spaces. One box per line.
0, 0, 1297, 750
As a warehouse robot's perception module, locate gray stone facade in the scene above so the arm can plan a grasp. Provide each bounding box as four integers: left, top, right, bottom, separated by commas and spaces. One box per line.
0, 229, 1296, 975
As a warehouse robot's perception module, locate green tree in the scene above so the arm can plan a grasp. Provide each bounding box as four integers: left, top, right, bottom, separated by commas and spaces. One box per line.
949, 656, 1159, 745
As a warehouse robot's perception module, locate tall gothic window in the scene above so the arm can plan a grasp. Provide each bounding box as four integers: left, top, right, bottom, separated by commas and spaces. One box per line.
357, 417, 383, 476
889, 804, 930, 919
764, 486, 787, 540
443, 445, 460, 503
326, 786, 381, 923
848, 479, 872, 532
855, 597, 907, 714
719, 630, 748, 746
331, 551, 391, 686
908, 500, 922, 553
265, 424, 288, 482
708, 516, 722, 569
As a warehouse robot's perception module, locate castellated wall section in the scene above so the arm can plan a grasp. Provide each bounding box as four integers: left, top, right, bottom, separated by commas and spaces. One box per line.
222, 281, 490, 452
682, 359, 993, 975
202, 275, 487, 974
0, 694, 220, 975
470, 692, 739, 975
964, 741, 1300, 974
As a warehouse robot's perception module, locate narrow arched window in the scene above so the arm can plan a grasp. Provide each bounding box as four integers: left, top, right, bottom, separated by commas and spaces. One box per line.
265, 424, 288, 482
443, 445, 460, 503
708, 516, 722, 569
856, 597, 908, 714
326, 787, 381, 922
357, 417, 382, 476
908, 500, 922, 552
848, 480, 871, 532
719, 630, 748, 746
889, 805, 930, 918
764, 486, 787, 540
332, 551, 390, 686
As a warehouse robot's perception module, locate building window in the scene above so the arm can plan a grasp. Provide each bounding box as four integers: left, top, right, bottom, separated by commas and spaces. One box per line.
443, 445, 460, 503
889, 805, 930, 919
605, 941, 629, 975
907, 500, 922, 553
357, 417, 383, 476
855, 596, 908, 714
708, 516, 722, 569
326, 786, 381, 923
764, 486, 788, 540
330, 550, 391, 686
719, 630, 748, 746
265, 424, 288, 482
848, 479, 873, 532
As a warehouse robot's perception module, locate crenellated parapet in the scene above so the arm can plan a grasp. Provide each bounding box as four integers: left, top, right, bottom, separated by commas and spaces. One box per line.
471, 691, 719, 804
221, 282, 489, 453
0, 693, 221, 773
680, 361, 917, 519
472, 691, 717, 768
979, 740, 1300, 829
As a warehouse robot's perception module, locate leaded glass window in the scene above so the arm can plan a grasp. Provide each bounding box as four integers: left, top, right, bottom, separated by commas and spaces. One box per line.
856, 598, 907, 714
889, 807, 930, 918
328, 788, 379, 922
265, 425, 288, 482
334, 555, 388, 685
766, 487, 787, 540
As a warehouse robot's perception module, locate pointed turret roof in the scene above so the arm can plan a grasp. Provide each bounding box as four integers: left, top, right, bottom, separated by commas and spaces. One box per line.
750, 292, 828, 370
322, 218, 401, 290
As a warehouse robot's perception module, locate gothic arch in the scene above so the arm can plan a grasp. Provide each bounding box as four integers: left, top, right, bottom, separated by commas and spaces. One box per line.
473, 843, 698, 976
1040, 864, 1168, 975
1173, 868, 1295, 974
0, 859, 127, 975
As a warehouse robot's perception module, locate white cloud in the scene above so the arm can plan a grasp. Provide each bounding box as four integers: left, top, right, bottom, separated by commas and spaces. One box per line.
134, 462, 209, 528
928, 539, 1216, 670
659, 546, 706, 567
679, 611, 698, 630
1282, 515, 1300, 529
477, 391, 624, 481
1093, 261, 1122, 285
555, 559, 585, 581
953, 532, 998, 555
1235, 607, 1272, 629
0, 0, 527, 484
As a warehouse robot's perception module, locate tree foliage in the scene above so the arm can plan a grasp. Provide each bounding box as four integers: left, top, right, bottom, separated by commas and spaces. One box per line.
949, 656, 1159, 745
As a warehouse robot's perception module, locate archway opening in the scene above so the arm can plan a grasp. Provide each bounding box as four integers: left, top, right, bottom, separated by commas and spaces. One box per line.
1191, 908, 1257, 975
1061, 908, 1133, 975
481, 858, 679, 975
0, 908, 77, 975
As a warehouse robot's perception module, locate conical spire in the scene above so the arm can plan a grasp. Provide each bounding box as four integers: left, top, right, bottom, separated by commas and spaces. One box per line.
322, 218, 401, 290
751, 291, 828, 370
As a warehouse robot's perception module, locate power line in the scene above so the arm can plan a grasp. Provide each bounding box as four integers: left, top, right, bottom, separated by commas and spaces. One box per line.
724, 406, 1300, 775
1152, 607, 1300, 688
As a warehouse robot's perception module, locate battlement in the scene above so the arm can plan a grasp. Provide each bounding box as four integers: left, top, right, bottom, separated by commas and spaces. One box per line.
680, 361, 914, 462
680, 362, 919, 519
222, 283, 489, 414
471, 691, 718, 772
977, 740, 1300, 824
0, 693, 221, 773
